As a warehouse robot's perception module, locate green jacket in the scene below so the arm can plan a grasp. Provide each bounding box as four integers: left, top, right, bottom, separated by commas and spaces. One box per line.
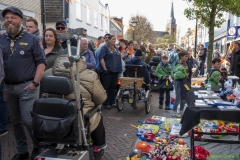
156, 62, 172, 80
207, 70, 221, 89
174, 62, 188, 80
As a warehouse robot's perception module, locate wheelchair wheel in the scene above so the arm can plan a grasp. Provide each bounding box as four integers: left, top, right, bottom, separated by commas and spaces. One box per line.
116, 89, 124, 111
145, 90, 151, 114
116, 98, 124, 111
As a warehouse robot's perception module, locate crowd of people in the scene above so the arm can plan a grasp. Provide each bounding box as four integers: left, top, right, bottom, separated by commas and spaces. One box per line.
1, 5, 240, 160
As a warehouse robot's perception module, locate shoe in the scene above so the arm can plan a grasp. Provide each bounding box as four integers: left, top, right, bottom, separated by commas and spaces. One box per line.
165, 105, 171, 110
171, 110, 177, 117
111, 104, 117, 108
93, 144, 107, 152
159, 105, 163, 109
0, 130, 8, 137
104, 105, 111, 110
11, 153, 29, 160
133, 106, 138, 110
176, 113, 182, 118
31, 148, 41, 160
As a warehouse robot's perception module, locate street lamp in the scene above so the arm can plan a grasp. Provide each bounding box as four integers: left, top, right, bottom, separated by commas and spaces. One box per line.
130, 21, 137, 41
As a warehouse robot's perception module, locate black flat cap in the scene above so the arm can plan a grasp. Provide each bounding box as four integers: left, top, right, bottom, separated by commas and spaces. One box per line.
56, 20, 67, 26
2, 7, 23, 18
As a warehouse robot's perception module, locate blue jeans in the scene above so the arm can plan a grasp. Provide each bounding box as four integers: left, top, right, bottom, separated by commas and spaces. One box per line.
199, 60, 205, 76
3, 81, 40, 154
0, 84, 7, 131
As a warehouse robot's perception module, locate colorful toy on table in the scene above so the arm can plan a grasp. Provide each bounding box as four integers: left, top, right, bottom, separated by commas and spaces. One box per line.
193, 146, 210, 160
232, 86, 240, 105
140, 124, 160, 134
192, 81, 205, 87
135, 141, 151, 153
188, 126, 203, 138
126, 148, 144, 160
210, 124, 226, 138
219, 79, 233, 98
139, 132, 155, 142
144, 118, 162, 124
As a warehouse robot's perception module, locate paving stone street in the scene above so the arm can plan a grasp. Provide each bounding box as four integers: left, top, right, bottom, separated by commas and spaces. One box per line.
0, 77, 204, 160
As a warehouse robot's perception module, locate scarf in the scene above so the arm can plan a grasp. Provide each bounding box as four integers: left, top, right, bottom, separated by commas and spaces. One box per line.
127, 48, 134, 55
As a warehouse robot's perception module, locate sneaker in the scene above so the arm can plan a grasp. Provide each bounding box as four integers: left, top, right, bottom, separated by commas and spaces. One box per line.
93, 144, 107, 152
176, 113, 182, 118
159, 105, 163, 109
104, 105, 111, 110
11, 153, 29, 160
171, 111, 177, 117
0, 130, 8, 137
165, 105, 171, 110
111, 104, 117, 108
31, 148, 41, 160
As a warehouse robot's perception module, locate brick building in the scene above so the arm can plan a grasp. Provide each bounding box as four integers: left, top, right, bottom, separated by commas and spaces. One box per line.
0, 0, 42, 33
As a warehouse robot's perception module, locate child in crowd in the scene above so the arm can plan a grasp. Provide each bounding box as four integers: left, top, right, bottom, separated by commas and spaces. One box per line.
172, 50, 196, 118
206, 58, 221, 91
156, 54, 172, 110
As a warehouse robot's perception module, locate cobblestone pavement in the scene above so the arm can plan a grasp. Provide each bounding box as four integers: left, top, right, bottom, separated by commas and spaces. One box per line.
0, 77, 205, 160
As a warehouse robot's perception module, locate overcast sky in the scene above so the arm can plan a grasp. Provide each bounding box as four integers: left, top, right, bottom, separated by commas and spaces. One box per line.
100, 0, 195, 37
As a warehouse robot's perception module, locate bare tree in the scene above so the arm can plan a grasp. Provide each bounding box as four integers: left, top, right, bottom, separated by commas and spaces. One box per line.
125, 14, 155, 44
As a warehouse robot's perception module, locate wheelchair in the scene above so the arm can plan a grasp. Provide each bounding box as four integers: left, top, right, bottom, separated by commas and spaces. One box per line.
115, 65, 151, 114
32, 49, 103, 159
149, 56, 161, 91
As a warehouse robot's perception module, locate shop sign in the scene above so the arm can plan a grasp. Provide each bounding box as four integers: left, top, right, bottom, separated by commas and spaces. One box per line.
228, 26, 240, 38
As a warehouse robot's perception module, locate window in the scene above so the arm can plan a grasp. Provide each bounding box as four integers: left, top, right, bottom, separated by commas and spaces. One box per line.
105, 17, 108, 31
76, 0, 81, 19
86, 5, 90, 23
94, 11, 97, 27
100, 15, 103, 29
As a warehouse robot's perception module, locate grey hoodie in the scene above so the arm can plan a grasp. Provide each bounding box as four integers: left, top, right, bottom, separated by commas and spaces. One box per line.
33, 29, 42, 41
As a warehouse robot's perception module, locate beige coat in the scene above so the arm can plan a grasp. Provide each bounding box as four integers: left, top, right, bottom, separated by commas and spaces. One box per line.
50, 55, 107, 132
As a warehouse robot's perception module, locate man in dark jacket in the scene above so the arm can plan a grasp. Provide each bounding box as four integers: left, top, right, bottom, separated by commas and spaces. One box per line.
230, 41, 240, 84
126, 49, 150, 89
55, 20, 77, 49
198, 44, 207, 77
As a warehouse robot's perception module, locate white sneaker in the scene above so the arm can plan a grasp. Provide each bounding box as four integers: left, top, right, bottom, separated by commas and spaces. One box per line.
176, 113, 182, 118
171, 111, 177, 117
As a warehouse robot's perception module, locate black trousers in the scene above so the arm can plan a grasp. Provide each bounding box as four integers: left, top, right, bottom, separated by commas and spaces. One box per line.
100, 72, 118, 106
188, 70, 192, 83
91, 116, 106, 147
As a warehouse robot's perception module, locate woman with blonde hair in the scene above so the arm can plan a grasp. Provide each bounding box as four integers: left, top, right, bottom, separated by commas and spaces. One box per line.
99, 35, 122, 109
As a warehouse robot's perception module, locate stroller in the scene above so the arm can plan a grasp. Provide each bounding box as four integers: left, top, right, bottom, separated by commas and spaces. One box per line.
149, 56, 161, 90
33, 30, 103, 160
192, 62, 200, 78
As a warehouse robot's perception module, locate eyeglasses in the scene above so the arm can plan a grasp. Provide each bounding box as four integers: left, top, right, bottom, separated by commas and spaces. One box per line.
56, 27, 66, 30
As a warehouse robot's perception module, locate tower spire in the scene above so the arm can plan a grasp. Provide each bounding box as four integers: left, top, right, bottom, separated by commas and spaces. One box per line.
171, 0, 174, 19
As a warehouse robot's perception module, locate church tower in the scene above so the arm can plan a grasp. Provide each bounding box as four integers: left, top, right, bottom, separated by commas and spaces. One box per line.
166, 1, 177, 38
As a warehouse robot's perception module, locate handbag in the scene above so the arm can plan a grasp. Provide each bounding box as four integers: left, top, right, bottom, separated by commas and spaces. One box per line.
159, 79, 173, 91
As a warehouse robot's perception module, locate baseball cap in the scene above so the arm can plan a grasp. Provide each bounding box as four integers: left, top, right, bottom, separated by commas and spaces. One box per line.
2, 7, 23, 18
56, 20, 67, 26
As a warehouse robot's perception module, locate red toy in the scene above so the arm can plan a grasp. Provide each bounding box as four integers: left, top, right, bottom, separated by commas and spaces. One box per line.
193, 146, 210, 160
144, 132, 155, 141
188, 126, 203, 138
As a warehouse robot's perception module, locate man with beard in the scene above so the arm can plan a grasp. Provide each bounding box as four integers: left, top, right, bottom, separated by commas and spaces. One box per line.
0, 7, 47, 160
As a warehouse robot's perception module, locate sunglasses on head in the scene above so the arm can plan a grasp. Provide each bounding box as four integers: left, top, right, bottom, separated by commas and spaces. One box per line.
56, 27, 66, 30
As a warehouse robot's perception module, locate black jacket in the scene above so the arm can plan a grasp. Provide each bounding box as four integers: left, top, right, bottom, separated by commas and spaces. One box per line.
198, 48, 207, 60
230, 49, 240, 77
